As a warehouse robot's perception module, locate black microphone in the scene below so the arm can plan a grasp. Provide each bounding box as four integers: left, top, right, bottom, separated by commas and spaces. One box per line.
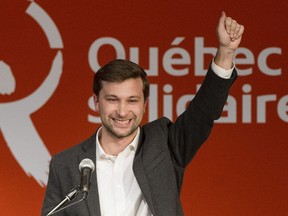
79, 158, 95, 199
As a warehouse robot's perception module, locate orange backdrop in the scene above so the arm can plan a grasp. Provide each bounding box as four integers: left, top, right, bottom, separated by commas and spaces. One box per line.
0, 0, 287, 215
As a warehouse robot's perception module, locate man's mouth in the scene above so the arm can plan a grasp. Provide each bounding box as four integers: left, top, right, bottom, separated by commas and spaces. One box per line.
112, 118, 131, 126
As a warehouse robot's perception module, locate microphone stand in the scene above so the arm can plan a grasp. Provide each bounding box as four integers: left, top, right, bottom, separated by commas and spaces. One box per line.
46, 186, 83, 216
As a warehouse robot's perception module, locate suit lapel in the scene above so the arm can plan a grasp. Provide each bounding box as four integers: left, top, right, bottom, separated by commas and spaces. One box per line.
133, 129, 156, 215
78, 134, 101, 216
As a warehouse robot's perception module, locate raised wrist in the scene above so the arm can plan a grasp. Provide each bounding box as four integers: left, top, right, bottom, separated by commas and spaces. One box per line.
214, 46, 235, 70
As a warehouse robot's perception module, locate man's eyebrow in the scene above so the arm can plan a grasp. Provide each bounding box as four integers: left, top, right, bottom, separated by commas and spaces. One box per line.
103, 95, 140, 99
104, 94, 117, 97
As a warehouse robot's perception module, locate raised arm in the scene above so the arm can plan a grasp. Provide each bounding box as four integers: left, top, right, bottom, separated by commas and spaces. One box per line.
168, 12, 245, 167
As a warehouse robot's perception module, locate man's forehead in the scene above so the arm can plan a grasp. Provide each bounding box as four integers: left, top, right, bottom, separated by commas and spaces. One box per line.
101, 78, 143, 87
100, 78, 144, 96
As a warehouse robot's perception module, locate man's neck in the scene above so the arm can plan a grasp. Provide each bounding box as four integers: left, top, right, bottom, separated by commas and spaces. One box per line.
98, 128, 138, 156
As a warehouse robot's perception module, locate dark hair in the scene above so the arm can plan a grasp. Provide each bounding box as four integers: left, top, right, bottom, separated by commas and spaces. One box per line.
93, 59, 150, 101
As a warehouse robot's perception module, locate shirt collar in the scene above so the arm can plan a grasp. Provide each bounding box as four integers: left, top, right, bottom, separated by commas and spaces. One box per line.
96, 127, 140, 161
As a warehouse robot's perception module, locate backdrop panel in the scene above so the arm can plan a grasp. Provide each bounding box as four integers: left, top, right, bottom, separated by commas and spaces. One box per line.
0, 0, 287, 215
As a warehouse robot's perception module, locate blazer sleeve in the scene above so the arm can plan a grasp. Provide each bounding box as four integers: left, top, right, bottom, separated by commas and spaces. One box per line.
41, 156, 65, 216
167, 65, 237, 168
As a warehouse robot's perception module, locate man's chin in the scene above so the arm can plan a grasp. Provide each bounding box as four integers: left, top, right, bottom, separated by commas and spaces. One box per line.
111, 127, 137, 139
114, 131, 133, 139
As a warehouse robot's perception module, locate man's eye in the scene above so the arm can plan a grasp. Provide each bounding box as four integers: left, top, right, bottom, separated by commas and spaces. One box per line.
129, 100, 138, 103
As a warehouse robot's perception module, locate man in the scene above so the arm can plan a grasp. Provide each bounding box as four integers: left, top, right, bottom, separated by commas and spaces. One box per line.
42, 11, 244, 216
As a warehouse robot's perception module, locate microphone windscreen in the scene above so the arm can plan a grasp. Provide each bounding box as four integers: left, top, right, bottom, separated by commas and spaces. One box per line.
79, 158, 95, 172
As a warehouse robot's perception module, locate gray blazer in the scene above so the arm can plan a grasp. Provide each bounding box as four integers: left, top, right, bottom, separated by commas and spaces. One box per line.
42, 66, 237, 216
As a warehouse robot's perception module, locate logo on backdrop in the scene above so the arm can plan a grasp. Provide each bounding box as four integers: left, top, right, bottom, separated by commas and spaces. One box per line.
0, 1, 63, 187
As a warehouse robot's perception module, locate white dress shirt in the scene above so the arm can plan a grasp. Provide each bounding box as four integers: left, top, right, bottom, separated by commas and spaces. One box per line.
95, 60, 234, 215
96, 127, 152, 216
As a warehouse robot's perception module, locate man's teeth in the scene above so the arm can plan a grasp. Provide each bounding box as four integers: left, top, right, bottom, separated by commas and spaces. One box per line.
114, 119, 130, 124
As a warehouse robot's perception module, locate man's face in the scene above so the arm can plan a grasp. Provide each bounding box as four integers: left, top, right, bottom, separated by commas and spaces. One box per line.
94, 77, 147, 140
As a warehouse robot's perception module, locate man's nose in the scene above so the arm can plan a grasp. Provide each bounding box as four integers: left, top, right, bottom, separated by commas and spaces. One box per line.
117, 101, 128, 117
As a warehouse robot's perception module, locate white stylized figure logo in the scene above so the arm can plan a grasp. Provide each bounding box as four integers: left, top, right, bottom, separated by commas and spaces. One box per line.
0, 1, 63, 187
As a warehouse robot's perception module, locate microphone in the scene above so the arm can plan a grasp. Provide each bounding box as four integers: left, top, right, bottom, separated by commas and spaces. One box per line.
79, 158, 95, 199
46, 158, 95, 216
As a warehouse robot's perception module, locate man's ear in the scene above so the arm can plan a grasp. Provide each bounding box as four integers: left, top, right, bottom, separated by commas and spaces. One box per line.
93, 94, 99, 112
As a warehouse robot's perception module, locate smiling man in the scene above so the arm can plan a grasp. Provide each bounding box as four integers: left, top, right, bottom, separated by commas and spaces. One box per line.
42, 12, 244, 216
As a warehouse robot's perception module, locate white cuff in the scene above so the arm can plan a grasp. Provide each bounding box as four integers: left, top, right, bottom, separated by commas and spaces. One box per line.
211, 58, 235, 79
